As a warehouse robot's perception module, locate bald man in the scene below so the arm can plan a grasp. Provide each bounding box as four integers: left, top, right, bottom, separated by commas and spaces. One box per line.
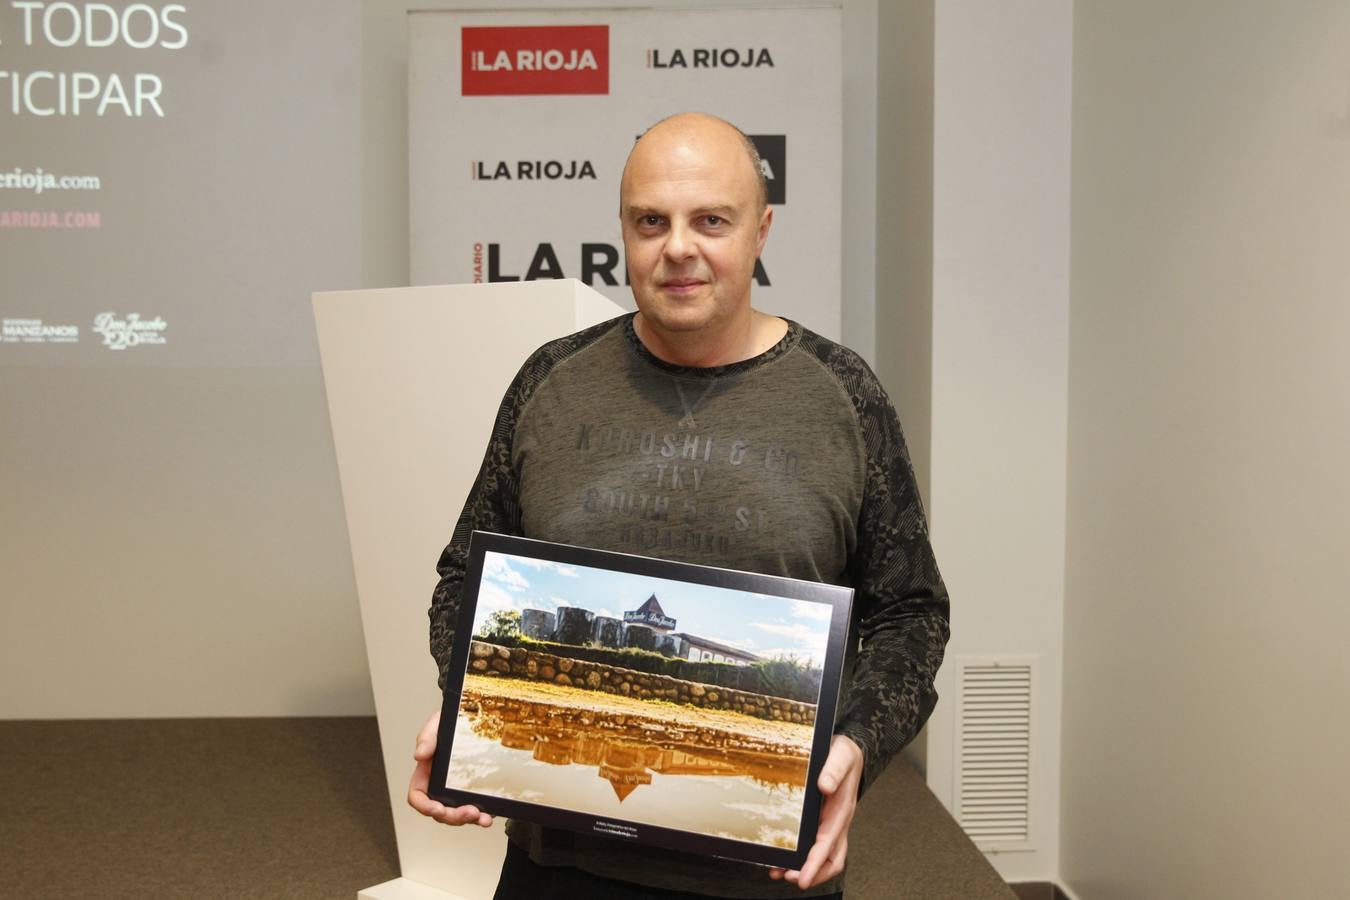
410, 113, 950, 898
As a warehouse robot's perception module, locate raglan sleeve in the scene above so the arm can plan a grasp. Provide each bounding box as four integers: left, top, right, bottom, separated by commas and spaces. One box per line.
428, 362, 533, 691
834, 357, 951, 795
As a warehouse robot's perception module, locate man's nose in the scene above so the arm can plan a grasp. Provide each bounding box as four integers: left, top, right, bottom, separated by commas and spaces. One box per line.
663, 221, 697, 262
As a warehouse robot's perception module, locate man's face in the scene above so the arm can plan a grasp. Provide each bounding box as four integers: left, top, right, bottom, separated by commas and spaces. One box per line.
620, 119, 771, 340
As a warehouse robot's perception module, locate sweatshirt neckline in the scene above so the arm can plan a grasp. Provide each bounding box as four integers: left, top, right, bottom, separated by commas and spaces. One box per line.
621, 313, 800, 379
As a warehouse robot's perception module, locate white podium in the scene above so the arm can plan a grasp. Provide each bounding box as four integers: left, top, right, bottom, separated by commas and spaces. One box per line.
312, 280, 626, 900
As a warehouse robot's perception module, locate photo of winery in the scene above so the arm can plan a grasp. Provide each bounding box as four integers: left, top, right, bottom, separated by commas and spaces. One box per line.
445, 550, 833, 849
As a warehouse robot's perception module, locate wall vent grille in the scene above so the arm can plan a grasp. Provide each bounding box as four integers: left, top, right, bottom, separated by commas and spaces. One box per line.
954, 656, 1034, 850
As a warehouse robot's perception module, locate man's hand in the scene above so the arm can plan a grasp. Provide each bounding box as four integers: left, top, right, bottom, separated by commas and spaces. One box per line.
407, 711, 494, 827
769, 734, 864, 890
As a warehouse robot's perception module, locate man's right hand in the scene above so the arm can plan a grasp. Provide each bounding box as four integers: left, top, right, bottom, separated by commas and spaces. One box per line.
407, 711, 494, 827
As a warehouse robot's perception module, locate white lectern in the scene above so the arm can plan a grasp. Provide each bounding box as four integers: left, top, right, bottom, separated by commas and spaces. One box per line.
313, 281, 627, 900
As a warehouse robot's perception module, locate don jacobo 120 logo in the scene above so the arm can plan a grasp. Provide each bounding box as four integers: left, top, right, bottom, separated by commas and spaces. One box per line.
461, 25, 609, 95
92, 311, 167, 350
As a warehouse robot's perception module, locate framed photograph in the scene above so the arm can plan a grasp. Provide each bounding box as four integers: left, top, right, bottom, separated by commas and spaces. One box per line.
428, 531, 854, 870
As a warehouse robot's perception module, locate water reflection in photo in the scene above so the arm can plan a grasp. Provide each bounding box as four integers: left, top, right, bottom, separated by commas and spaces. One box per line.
445, 689, 810, 849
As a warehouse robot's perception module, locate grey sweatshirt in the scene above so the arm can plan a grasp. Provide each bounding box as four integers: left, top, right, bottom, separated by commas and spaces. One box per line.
430, 314, 949, 897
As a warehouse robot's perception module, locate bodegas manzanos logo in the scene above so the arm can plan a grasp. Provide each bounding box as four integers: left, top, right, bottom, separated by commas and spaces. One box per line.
1, 317, 79, 344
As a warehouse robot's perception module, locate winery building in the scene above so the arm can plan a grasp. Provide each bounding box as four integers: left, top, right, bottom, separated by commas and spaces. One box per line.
519, 592, 761, 666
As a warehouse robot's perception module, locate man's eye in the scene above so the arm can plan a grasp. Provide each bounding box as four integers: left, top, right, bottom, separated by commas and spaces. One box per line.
641, 215, 663, 227
705, 215, 724, 227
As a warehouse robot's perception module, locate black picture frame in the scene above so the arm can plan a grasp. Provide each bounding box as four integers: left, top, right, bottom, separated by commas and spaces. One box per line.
428, 531, 854, 871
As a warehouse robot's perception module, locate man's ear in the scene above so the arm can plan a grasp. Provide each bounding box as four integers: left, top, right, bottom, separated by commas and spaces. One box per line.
755, 206, 773, 256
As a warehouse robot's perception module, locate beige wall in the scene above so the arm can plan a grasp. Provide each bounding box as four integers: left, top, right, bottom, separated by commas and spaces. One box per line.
923, 0, 1073, 883
875, 0, 935, 776
0, 366, 374, 717
875, 0, 934, 510
1062, 2, 1350, 897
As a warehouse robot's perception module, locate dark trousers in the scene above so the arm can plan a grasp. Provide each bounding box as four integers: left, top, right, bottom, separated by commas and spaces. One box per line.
493, 841, 843, 900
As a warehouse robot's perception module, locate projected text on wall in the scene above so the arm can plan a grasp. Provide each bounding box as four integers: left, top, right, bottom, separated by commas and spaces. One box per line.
0, 2, 189, 117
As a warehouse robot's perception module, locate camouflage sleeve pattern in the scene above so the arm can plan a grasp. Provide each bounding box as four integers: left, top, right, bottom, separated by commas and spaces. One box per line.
429, 318, 620, 689
798, 330, 952, 795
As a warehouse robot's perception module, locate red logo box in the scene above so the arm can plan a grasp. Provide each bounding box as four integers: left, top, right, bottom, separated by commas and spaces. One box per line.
462, 25, 609, 96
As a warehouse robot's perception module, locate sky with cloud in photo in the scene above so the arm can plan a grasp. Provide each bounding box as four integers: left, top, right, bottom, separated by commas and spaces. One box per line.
471, 550, 836, 666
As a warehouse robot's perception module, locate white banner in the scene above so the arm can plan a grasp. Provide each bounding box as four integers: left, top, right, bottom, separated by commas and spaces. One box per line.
409, 6, 843, 339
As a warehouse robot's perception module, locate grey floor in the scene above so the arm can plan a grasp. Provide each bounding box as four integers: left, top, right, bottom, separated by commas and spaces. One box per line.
2, 718, 399, 898
1, 717, 1018, 899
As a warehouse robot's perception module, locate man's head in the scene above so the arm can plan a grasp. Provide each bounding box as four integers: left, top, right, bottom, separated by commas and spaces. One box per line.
619, 113, 773, 346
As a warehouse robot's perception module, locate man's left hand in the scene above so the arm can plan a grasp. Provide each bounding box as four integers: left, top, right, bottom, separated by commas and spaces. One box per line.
769, 734, 864, 890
